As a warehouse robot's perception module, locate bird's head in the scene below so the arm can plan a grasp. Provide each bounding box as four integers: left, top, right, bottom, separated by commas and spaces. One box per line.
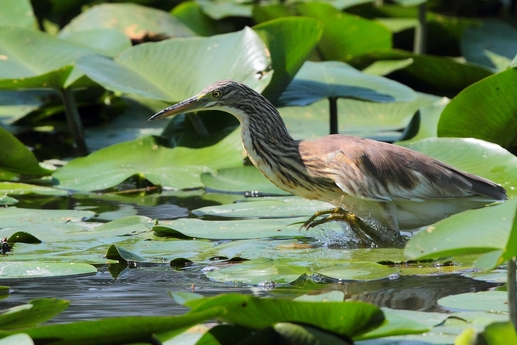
148, 79, 244, 121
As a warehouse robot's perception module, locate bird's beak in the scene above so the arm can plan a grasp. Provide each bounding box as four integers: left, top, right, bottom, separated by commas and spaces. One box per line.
148, 95, 201, 121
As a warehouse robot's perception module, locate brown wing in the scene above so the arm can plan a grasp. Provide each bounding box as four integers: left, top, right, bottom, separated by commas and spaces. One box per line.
299, 135, 507, 202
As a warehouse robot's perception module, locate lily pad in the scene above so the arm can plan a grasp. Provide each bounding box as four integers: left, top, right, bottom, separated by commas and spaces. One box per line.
183, 293, 385, 338
404, 198, 517, 267
192, 198, 333, 218
438, 291, 508, 313
53, 131, 243, 192
277, 61, 416, 107
0, 262, 97, 278
201, 166, 288, 195
0, 298, 70, 330
76, 27, 271, 102
350, 49, 493, 96
253, 17, 323, 102
438, 67, 517, 151
154, 217, 308, 240
297, 2, 391, 61
0, 182, 67, 196
58, 29, 132, 57
0, 27, 96, 89
0, 0, 36, 29
60, 3, 195, 39
0, 127, 53, 177
461, 20, 517, 71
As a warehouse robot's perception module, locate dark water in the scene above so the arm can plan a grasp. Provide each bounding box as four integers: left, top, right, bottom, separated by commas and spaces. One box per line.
1, 264, 499, 323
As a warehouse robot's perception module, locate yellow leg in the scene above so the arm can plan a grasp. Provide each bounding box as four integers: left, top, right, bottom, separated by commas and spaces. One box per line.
302, 208, 406, 247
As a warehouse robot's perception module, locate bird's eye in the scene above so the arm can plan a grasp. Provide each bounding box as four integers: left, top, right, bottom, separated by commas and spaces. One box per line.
212, 90, 222, 98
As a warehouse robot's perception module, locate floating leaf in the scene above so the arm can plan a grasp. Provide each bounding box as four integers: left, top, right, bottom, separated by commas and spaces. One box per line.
8, 231, 41, 244
0, 262, 97, 278
192, 198, 332, 219
201, 166, 288, 195
0, 182, 66, 196
105, 244, 147, 263
438, 291, 508, 313
155, 217, 307, 240
53, 131, 243, 191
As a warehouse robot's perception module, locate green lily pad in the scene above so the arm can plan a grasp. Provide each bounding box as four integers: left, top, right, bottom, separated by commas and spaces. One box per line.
201, 166, 289, 195
461, 20, 517, 71
253, 17, 323, 102
59, 3, 195, 39
0, 127, 53, 177
183, 293, 385, 338
438, 291, 508, 313
192, 198, 332, 219
76, 27, 271, 102
53, 131, 243, 192
58, 28, 132, 57
171, 2, 219, 37
0, 0, 36, 29
0, 207, 95, 241
404, 198, 517, 266
105, 244, 147, 263
154, 217, 307, 240
0, 262, 97, 278
297, 2, 391, 61
196, 0, 253, 20
438, 67, 517, 151
350, 49, 493, 96
0, 333, 33, 345
0, 298, 70, 330
277, 61, 416, 107
0, 182, 67, 196
0, 27, 96, 89
2, 309, 223, 345
8, 231, 41, 244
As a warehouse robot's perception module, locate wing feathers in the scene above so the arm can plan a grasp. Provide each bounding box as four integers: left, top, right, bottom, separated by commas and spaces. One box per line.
299, 135, 507, 202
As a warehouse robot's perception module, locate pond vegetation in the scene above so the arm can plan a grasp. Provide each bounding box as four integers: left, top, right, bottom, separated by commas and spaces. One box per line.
1, 0, 517, 344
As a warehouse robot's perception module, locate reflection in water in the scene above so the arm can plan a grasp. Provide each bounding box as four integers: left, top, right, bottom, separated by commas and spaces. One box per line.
1, 264, 499, 323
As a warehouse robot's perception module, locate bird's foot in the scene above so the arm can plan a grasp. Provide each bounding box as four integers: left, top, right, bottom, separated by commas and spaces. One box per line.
302, 208, 407, 248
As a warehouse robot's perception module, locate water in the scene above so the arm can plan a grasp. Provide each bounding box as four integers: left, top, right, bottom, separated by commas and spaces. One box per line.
1, 263, 499, 323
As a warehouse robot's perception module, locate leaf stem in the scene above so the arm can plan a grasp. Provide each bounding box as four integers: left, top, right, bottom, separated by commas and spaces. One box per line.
509, 257, 517, 330
58, 88, 88, 156
414, 3, 427, 54
329, 97, 338, 135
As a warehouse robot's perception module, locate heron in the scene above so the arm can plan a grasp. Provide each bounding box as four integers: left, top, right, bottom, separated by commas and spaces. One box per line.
149, 80, 507, 245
